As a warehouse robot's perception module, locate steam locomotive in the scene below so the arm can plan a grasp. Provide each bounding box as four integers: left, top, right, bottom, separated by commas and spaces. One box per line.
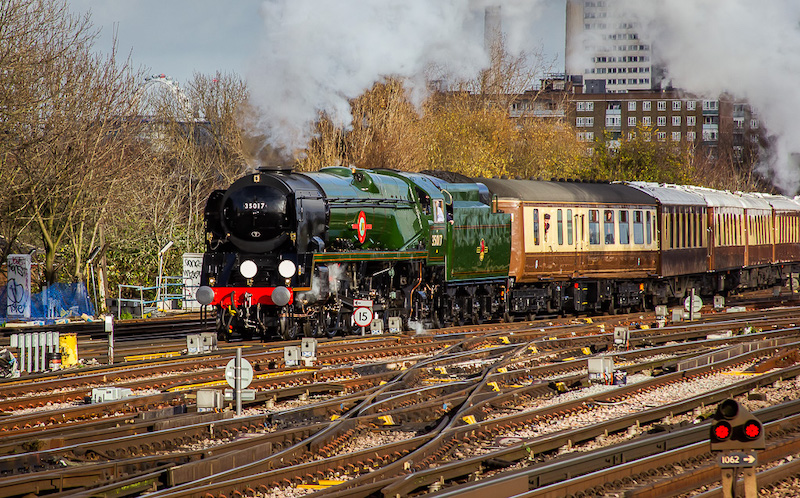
196, 166, 800, 340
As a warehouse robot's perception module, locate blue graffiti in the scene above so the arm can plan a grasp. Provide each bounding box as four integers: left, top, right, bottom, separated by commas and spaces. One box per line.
6, 280, 28, 315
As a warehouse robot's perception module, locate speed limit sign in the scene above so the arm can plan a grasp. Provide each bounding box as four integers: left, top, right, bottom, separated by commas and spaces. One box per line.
353, 307, 374, 327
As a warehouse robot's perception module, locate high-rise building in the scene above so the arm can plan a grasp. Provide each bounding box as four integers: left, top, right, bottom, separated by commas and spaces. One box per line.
565, 0, 655, 94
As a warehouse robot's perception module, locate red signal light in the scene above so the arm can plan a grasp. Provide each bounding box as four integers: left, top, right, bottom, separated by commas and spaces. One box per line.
743, 421, 761, 439
712, 421, 732, 440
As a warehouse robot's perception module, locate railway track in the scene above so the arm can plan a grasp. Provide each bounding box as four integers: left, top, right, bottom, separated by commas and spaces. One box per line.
0, 300, 799, 497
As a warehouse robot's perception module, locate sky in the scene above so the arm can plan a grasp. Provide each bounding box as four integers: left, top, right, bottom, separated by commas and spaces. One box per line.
66, 1, 800, 192
68, 0, 567, 89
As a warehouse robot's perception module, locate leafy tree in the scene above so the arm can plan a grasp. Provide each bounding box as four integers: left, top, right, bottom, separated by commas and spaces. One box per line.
421, 93, 517, 178
584, 126, 695, 184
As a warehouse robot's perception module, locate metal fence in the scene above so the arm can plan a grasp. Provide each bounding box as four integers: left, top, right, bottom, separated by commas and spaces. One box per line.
117, 276, 185, 319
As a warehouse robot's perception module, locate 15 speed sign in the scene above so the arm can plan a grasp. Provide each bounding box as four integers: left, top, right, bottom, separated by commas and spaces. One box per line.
353, 307, 373, 327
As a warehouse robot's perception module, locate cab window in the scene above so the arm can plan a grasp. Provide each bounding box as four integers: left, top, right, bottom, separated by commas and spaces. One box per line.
433, 199, 445, 223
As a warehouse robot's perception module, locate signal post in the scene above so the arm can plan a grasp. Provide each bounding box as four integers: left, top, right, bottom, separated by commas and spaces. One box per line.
709, 399, 764, 498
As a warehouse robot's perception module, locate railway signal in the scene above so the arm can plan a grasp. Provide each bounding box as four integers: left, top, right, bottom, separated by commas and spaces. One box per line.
710, 399, 763, 498
709, 399, 765, 451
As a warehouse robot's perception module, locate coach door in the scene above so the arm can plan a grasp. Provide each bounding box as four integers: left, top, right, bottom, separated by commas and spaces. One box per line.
574, 209, 586, 275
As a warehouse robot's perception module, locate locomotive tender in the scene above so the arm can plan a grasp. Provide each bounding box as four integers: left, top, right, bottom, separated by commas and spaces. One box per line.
196, 166, 800, 340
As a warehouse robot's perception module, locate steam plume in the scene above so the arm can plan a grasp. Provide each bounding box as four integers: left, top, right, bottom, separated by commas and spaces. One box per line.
250, 0, 546, 151
617, 0, 800, 194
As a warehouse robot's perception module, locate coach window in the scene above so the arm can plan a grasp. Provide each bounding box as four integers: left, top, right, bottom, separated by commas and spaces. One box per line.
604, 210, 615, 244
557, 209, 564, 245
619, 210, 630, 244
682, 211, 688, 248
567, 209, 574, 245
722, 214, 727, 246
589, 210, 600, 245
756, 217, 761, 244
532, 209, 540, 245
645, 211, 652, 244
670, 211, 676, 249
633, 210, 644, 244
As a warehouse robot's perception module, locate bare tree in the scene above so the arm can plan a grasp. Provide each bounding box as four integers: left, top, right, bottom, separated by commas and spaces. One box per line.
0, 0, 144, 284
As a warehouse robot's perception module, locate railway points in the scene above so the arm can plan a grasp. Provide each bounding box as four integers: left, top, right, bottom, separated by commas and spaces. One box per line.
0, 294, 800, 496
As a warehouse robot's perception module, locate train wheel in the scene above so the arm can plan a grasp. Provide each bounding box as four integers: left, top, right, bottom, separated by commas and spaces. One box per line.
606, 297, 618, 315
335, 310, 354, 337
314, 309, 334, 338
216, 310, 232, 342
280, 317, 299, 341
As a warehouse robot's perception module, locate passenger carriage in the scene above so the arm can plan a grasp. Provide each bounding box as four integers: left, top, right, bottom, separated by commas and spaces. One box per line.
479, 179, 658, 315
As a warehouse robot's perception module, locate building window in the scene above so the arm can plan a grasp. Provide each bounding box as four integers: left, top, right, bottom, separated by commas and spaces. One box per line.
657, 131, 667, 141
657, 101, 667, 111
643, 116, 652, 126
672, 101, 681, 111
628, 101, 636, 111
672, 131, 681, 141
577, 117, 595, 127
703, 100, 719, 111
672, 116, 681, 126
628, 116, 637, 126
703, 129, 719, 141
687, 131, 696, 142
606, 115, 622, 127
687, 116, 696, 126
657, 116, 666, 127
687, 101, 696, 111
577, 101, 595, 112
643, 101, 651, 111
751, 119, 759, 129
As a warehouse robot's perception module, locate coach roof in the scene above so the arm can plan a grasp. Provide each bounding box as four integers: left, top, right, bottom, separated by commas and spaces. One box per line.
477, 178, 658, 205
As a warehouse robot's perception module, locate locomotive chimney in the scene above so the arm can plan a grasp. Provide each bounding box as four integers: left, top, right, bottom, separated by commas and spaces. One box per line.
257, 162, 294, 173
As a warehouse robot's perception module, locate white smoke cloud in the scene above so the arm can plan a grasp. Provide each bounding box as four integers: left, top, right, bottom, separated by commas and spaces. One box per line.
250, 0, 547, 151
616, 0, 800, 194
